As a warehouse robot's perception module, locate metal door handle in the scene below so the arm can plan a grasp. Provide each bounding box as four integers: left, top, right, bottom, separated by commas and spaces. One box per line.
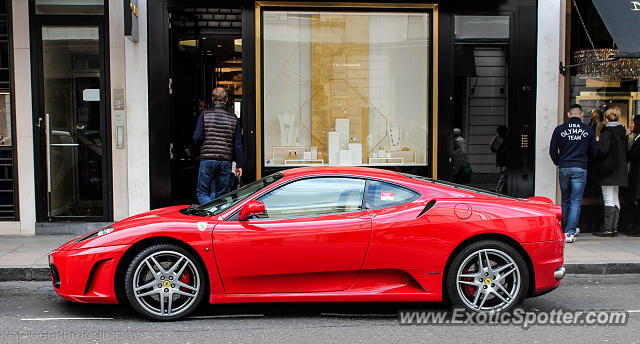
45, 114, 52, 193
44, 114, 52, 219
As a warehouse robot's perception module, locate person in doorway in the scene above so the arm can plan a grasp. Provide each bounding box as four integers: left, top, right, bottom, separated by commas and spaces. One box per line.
198, 99, 206, 114
626, 115, 640, 237
592, 107, 628, 237
549, 104, 598, 243
451, 128, 470, 183
184, 98, 207, 159
193, 87, 243, 204
490, 125, 509, 194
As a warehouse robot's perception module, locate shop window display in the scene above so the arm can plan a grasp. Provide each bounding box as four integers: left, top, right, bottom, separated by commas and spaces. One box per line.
262, 11, 430, 167
0, 0, 14, 219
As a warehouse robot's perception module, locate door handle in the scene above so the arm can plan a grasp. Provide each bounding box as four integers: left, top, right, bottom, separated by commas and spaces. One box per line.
45, 114, 51, 193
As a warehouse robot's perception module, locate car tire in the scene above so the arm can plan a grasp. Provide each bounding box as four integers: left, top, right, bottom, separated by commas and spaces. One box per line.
446, 240, 529, 313
124, 243, 206, 321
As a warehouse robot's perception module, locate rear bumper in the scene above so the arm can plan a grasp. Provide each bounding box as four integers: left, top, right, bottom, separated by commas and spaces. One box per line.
522, 239, 564, 295
48, 244, 130, 304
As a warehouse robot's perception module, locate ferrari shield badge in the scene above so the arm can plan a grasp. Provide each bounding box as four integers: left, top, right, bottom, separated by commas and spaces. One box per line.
196, 222, 208, 232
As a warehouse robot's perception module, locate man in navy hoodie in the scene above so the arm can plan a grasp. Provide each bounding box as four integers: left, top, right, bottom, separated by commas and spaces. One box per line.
549, 104, 598, 243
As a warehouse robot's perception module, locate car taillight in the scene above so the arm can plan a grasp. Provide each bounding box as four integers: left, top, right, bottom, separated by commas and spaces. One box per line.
550, 205, 563, 238
550, 205, 562, 222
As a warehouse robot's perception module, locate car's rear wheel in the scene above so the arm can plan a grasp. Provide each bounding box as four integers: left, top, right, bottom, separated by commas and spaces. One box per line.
125, 244, 206, 321
446, 240, 528, 312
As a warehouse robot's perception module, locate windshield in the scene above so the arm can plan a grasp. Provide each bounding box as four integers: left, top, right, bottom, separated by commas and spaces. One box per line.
181, 173, 284, 216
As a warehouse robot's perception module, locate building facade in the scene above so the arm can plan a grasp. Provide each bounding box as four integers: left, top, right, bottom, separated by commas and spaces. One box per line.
2, 0, 579, 235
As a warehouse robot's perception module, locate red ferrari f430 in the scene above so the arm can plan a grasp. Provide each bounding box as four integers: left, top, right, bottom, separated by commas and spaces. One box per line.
49, 167, 565, 320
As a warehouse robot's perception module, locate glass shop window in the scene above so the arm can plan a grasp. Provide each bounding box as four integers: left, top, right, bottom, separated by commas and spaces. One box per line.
261, 10, 431, 167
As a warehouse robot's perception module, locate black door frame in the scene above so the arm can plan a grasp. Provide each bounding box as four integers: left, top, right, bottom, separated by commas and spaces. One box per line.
29, 1, 113, 222
438, 1, 536, 197
148, 0, 255, 209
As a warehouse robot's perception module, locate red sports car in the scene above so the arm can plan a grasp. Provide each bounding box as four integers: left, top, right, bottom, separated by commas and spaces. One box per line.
49, 167, 565, 320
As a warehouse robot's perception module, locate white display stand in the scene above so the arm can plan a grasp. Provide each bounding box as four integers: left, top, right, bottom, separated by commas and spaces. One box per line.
338, 150, 352, 166
348, 143, 362, 165
369, 157, 404, 165
284, 159, 324, 165
328, 131, 340, 165
335, 118, 349, 149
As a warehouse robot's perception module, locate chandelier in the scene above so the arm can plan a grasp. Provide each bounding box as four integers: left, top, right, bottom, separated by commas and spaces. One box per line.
573, 48, 640, 81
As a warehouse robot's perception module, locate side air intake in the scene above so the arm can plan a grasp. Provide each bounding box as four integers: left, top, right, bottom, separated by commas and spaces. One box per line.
417, 200, 436, 218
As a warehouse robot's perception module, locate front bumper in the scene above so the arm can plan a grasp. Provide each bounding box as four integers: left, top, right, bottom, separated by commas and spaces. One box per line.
48, 244, 130, 304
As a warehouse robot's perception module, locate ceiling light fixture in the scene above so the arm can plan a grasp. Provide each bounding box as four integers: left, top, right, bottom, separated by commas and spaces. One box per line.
573, 48, 640, 81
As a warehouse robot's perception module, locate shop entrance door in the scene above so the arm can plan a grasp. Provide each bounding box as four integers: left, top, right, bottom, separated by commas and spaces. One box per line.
33, 24, 111, 221
451, 13, 535, 197
168, 7, 243, 205
453, 15, 512, 194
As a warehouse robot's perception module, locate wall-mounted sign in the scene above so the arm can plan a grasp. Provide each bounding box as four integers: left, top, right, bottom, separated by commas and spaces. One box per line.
123, 0, 138, 43
82, 89, 100, 102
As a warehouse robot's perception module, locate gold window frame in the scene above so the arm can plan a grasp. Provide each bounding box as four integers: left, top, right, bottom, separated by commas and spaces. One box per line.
255, 1, 439, 178
575, 91, 639, 206
575, 91, 640, 128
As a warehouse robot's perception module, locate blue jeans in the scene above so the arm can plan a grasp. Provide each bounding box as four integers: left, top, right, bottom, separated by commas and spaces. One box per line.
558, 167, 587, 235
196, 160, 233, 204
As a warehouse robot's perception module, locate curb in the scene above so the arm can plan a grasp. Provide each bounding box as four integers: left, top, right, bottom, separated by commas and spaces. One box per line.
0, 267, 50, 282
564, 262, 640, 275
0, 264, 639, 282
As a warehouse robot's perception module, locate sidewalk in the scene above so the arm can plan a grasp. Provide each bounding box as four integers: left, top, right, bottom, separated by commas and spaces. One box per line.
1, 235, 639, 281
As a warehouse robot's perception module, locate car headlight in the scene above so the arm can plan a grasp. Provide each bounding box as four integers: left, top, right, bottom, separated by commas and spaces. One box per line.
75, 226, 114, 243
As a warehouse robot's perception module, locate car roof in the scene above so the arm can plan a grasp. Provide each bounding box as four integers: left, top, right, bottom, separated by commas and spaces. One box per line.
278, 166, 403, 179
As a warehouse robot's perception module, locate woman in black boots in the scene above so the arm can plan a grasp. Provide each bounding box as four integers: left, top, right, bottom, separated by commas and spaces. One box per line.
593, 107, 629, 237
627, 115, 640, 237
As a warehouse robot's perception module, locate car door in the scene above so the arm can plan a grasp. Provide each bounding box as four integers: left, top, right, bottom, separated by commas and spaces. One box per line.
213, 177, 372, 294
359, 180, 444, 272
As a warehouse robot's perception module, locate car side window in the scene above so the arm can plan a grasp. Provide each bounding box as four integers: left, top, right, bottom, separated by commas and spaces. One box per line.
256, 177, 366, 220
364, 180, 418, 210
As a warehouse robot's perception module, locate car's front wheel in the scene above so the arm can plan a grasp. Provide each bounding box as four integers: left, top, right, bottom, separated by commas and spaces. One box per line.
446, 240, 529, 312
124, 243, 206, 320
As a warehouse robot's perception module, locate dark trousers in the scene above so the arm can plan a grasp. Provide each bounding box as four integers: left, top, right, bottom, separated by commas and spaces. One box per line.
559, 167, 587, 235
496, 166, 508, 194
196, 159, 232, 204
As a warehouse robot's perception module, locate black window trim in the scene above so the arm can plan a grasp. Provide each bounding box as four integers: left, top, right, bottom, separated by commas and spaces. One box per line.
224, 174, 422, 221
363, 179, 421, 211
227, 175, 368, 221
399, 172, 523, 201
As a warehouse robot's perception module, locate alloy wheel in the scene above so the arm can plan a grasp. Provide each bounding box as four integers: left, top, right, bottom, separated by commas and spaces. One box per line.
455, 248, 521, 312
131, 250, 201, 318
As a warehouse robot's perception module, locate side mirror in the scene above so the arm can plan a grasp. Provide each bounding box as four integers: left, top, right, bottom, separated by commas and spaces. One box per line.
238, 200, 265, 221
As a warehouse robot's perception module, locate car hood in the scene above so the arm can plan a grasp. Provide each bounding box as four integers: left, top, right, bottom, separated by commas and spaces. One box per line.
54, 205, 211, 251
114, 205, 191, 228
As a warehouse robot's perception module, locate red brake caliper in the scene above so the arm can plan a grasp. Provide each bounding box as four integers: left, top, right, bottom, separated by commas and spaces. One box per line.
462, 268, 476, 297
179, 270, 191, 295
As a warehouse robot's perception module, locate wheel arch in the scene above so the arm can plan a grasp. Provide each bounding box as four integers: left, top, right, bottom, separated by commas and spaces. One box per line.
441, 233, 536, 303
113, 236, 211, 304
